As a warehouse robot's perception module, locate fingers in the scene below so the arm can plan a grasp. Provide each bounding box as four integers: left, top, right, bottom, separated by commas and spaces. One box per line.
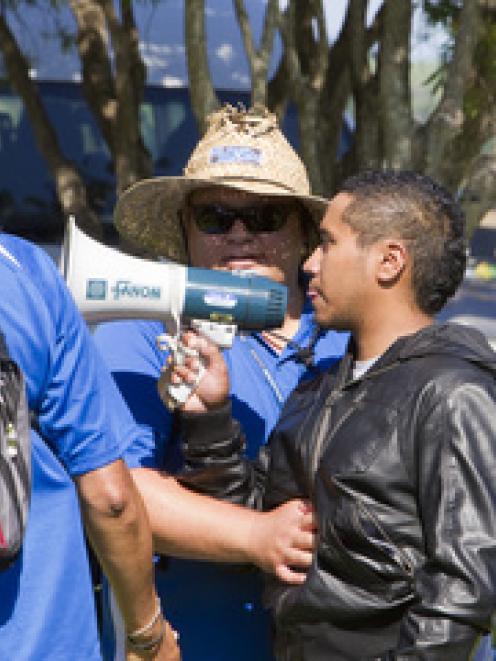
171, 362, 200, 386
275, 564, 308, 586
165, 331, 230, 410
297, 499, 315, 514
273, 540, 315, 586
276, 499, 318, 536
181, 330, 220, 362
169, 332, 223, 385
274, 527, 314, 570
293, 499, 317, 529
289, 529, 315, 554
282, 545, 313, 568
300, 510, 318, 532
252, 501, 317, 584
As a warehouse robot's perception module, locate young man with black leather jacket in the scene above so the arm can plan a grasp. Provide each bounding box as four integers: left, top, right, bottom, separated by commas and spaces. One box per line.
171, 170, 496, 660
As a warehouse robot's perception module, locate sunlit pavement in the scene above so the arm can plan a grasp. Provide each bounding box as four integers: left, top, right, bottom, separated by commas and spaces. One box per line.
438, 277, 496, 350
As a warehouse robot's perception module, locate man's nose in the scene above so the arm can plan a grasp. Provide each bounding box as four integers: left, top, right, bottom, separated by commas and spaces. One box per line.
227, 217, 251, 237
303, 246, 320, 274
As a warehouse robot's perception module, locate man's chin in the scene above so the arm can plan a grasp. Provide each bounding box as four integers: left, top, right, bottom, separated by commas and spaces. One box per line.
313, 314, 331, 328
313, 311, 348, 331
311, 306, 330, 326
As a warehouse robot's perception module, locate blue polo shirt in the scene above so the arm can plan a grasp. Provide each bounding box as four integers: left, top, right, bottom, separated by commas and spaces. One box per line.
94, 307, 348, 661
0, 236, 139, 660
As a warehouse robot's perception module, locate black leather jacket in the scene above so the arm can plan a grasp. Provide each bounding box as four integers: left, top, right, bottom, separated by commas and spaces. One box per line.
179, 324, 496, 660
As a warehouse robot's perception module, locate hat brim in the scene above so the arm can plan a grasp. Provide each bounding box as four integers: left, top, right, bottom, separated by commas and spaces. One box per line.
115, 176, 328, 263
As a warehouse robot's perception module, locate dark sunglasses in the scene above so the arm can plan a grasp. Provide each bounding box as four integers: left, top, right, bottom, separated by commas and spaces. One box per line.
190, 203, 294, 235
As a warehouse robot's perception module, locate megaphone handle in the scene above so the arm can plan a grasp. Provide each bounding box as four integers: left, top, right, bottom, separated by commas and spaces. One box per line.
156, 334, 206, 411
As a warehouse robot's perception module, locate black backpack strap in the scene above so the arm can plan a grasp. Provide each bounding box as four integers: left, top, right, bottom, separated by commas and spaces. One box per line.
0, 330, 39, 432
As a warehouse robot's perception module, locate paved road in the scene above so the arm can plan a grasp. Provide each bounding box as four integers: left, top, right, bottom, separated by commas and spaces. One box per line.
439, 277, 496, 349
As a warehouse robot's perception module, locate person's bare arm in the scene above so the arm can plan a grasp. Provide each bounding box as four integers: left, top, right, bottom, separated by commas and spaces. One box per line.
149, 332, 317, 584
75, 460, 180, 661
132, 468, 315, 585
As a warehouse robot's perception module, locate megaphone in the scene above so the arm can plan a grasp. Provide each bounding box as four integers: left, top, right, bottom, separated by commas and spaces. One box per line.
61, 218, 287, 342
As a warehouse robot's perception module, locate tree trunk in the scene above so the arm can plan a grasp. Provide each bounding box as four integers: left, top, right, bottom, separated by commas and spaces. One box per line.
233, 0, 279, 108
185, 0, 219, 136
379, 0, 413, 168
267, 54, 290, 123
318, 7, 354, 196
70, 0, 116, 151
101, 0, 152, 194
424, 0, 482, 184
348, 0, 380, 170
278, 0, 328, 195
0, 13, 101, 238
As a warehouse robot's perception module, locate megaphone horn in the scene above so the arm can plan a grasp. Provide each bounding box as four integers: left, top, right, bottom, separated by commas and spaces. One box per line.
61, 216, 186, 325
61, 217, 288, 331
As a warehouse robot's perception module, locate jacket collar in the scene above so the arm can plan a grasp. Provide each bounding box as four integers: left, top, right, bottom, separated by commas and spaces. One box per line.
339, 322, 496, 385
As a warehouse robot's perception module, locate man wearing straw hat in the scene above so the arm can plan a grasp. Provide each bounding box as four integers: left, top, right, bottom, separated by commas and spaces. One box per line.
93, 105, 348, 660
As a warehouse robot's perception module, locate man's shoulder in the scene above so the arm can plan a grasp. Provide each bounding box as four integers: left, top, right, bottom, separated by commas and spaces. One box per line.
386, 350, 496, 424
405, 347, 495, 385
0, 235, 61, 299
0, 234, 49, 268
421, 353, 496, 400
0, 236, 59, 342
396, 322, 496, 390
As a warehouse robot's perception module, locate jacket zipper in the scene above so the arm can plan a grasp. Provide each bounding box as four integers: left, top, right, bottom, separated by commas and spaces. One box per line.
309, 388, 368, 495
309, 392, 338, 489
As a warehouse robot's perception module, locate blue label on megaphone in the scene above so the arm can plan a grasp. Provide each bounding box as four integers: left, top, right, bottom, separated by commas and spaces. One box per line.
87, 279, 107, 300
203, 291, 238, 309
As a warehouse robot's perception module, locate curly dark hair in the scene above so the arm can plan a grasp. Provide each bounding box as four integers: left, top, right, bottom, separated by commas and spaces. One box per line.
340, 170, 467, 314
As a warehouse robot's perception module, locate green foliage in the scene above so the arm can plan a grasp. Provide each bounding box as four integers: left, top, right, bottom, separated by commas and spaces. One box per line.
422, 0, 462, 27
464, 21, 496, 122
420, 0, 460, 98
424, 61, 448, 95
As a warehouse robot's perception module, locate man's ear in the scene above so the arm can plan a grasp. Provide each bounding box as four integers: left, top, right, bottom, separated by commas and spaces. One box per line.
375, 239, 407, 285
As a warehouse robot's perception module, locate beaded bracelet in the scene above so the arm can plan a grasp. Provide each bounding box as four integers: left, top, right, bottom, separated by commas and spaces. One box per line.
127, 621, 165, 653
127, 598, 164, 651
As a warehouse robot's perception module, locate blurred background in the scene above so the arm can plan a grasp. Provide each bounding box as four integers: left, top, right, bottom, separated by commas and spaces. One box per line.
0, 0, 495, 349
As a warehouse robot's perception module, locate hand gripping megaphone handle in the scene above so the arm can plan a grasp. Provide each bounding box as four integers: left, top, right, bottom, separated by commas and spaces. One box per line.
156, 334, 206, 411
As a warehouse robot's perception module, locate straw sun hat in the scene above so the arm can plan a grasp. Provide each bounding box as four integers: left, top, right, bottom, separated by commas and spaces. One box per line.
115, 105, 328, 263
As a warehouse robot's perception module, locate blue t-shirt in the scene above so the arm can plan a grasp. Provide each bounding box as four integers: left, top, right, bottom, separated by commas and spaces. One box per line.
0, 236, 140, 660
94, 305, 349, 661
